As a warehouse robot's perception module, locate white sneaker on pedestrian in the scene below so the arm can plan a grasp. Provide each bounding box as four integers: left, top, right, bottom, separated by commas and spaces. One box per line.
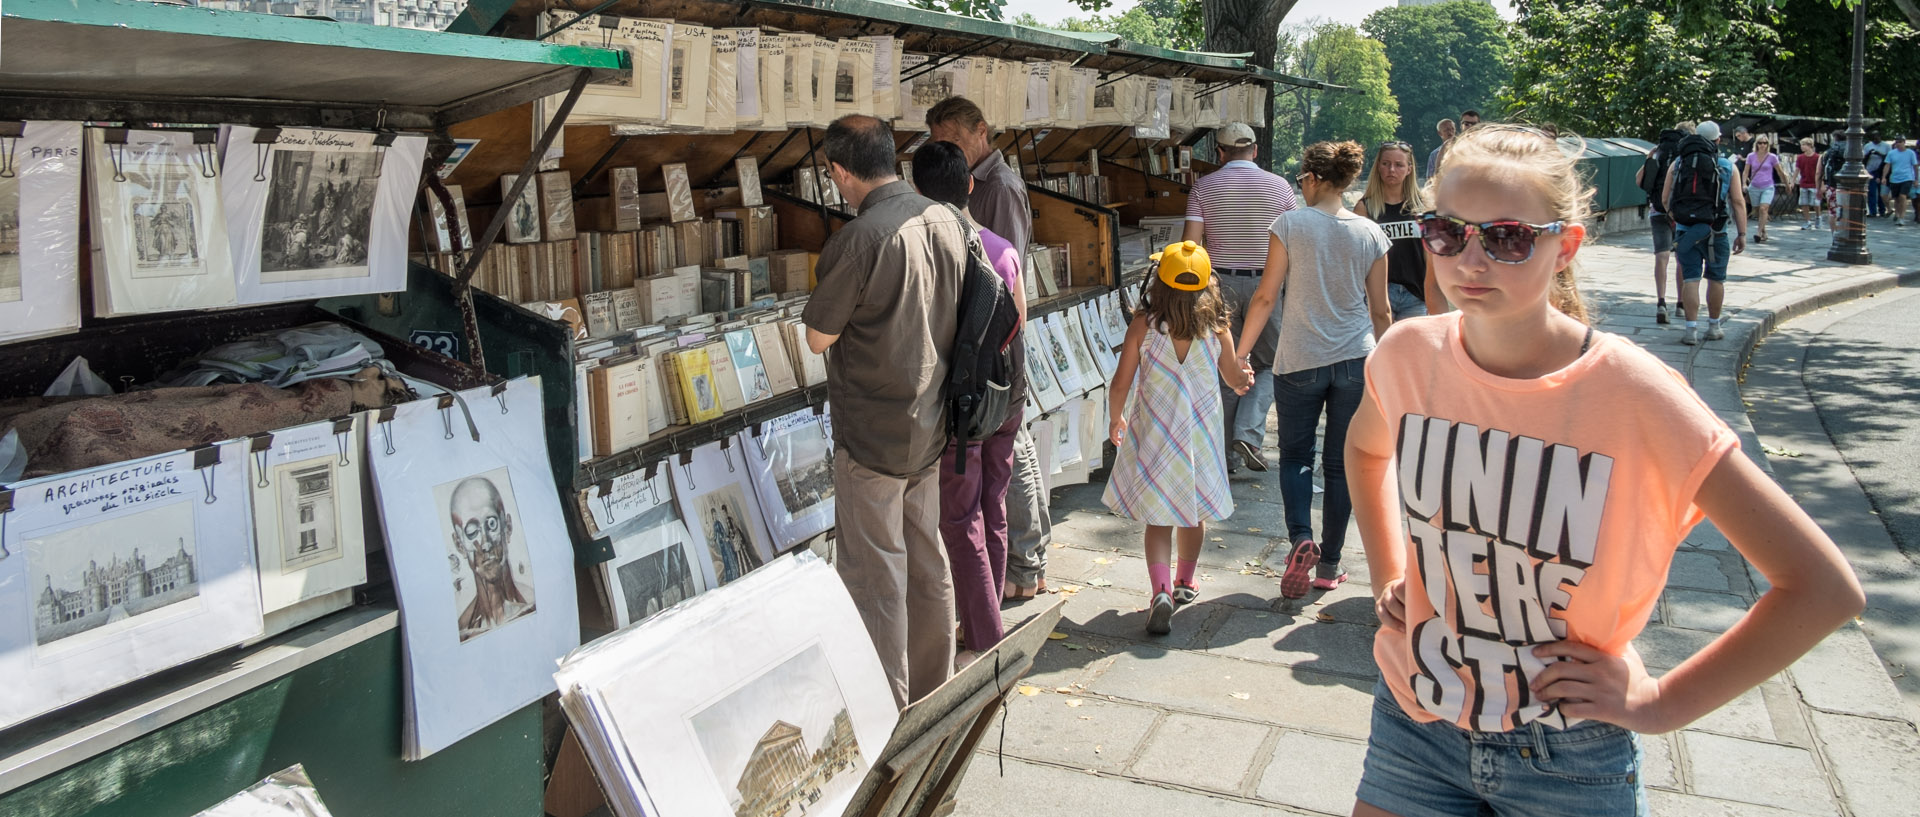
1682, 326, 1699, 345
1704, 323, 1724, 341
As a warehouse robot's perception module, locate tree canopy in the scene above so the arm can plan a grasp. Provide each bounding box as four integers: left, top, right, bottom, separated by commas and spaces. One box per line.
1268, 20, 1399, 171
1363, 1, 1508, 164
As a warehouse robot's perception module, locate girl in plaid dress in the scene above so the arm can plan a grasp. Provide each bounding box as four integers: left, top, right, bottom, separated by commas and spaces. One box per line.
1103, 241, 1254, 635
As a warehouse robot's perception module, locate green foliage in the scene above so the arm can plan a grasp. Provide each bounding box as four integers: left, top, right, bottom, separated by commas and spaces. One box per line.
1014, 0, 1203, 49
1500, 0, 1775, 139
1363, 1, 1509, 167
1766, 0, 1920, 136
909, 0, 1008, 22
1268, 21, 1400, 172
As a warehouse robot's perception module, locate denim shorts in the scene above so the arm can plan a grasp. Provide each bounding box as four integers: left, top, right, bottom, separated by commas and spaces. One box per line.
1674, 223, 1730, 282
1356, 681, 1648, 817
1649, 213, 1674, 253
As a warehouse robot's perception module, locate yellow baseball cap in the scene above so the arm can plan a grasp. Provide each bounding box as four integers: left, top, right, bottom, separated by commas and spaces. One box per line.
1152, 241, 1212, 291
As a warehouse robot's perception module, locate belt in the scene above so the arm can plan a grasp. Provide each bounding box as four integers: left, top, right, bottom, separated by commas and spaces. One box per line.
1216, 267, 1262, 277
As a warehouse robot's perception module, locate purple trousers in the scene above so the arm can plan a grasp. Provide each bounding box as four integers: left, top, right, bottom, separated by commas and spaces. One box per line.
939, 412, 1020, 652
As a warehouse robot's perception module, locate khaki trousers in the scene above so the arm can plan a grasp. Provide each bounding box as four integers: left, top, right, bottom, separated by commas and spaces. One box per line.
834, 449, 955, 707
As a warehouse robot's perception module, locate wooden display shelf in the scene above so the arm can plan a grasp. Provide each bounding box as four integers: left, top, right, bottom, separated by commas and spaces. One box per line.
1029, 285, 1110, 320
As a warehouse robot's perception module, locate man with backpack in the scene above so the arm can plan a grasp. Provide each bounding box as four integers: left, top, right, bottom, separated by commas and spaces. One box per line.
911, 139, 1026, 664
1822, 130, 1848, 230
803, 114, 967, 706
1638, 123, 1691, 324
1663, 121, 1748, 346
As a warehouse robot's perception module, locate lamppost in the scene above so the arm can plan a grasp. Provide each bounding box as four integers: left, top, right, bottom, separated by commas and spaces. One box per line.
1829, 0, 1872, 264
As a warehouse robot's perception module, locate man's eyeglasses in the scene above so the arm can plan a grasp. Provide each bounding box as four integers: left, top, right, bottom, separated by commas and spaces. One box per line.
1417, 213, 1566, 264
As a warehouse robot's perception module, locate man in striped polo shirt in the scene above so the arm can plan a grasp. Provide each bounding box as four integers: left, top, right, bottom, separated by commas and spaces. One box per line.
1182, 122, 1298, 473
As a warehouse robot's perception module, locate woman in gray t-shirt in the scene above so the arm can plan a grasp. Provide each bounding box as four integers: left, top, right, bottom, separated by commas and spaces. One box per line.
1234, 140, 1392, 600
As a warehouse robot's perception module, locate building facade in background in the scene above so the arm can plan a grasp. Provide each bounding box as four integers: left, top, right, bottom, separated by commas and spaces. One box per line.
193, 0, 466, 31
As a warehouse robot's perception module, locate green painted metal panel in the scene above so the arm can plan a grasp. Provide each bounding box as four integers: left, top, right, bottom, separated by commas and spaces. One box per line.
1606, 138, 1656, 209
0, 629, 544, 817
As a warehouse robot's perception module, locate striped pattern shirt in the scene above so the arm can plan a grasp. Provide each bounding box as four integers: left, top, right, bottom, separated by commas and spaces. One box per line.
1185, 160, 1299, 269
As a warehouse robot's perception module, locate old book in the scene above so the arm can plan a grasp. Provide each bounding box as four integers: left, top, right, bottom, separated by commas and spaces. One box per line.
610, 167, 643, 231
747, 257, 770, 300
639, 344, 672, 434
666, 23, 713, 130
538, 171, 577, 243
699, 270, 734, 314
609, 287, 643, 332
723, 328, 772, 405
671, 265, 703, 317
663, 162, 697, 223
702, 342, 744, 413
636, 275, 674, 324
782, 318, 828, 386
589, 355, 651, 456
765, 250, 809, 295
736, 157, 763, 207
502, 173, 543, 244
673, 220, 706, 266
583, 290, 618, 338
751, 322, 800, 395
677, 346, 724, 423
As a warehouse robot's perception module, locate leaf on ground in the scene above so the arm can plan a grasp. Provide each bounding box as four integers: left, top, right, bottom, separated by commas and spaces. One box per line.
1247, 559, 1262, 567
1048, 631, 1070, 640
1093, 557, 1114, 565
1315, 611, 1337, 623
1079, 715, 1094, 720
1018, 685, 1041, 696
1210, 537, 1224, 542
1064, 698, 1084, 708
1088, 578, 1113, 588
1247, 527, 1263, 533
1059, 585, 1082, 595
1094, 744, 1104, 754
1056, 686, 1075, 693
1762, 443, 1804, 458
1229, 692, 1251, 700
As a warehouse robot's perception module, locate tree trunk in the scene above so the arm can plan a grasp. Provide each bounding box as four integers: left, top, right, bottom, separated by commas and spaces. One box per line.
1202, 0, 1299, 170
1893, 0, 1920, 28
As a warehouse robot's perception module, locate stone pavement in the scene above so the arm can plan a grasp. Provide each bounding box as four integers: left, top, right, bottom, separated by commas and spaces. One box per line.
957, 219, 1920, 817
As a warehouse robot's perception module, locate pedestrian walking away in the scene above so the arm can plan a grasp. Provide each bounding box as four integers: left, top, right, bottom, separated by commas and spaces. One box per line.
911, 139, 1027, 667
1636, 124, 1690, 323
924, 95, 1054, 602
1182, 121, 1299, 474
1794, 137, 1823, 229
1821, 131, 1847, 230
1427, 118, 1456, 180
803, 114, 967, 707
1663, 120, 1747, 346
1743, 135, 1782, 242
1342, 123, 1864, 817
1102, 241, 1252, 636
1358, 140, 1442, 320
1863, 133, 1890, 218
1234, 140, 1392, 601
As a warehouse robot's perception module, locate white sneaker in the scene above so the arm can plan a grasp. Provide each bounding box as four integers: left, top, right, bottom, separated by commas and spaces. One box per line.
1682, 327, 1699, 345
1704, 323, 1725, 341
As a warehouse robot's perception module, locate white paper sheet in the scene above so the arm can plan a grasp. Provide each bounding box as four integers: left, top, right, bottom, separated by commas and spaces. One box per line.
0, 443, 263, 729
1023, 328, 1068, 413
1042, 313, 1088, 398
369, 378, 580, 759
554, 553, 897, 817
87, 127, 237, 316
671, 437, 778, 587
195, 765, 336, 817
596, 466, 709, 628
221, 127, 425, 305
247, 416, 369, 615
0, 121, 82, 344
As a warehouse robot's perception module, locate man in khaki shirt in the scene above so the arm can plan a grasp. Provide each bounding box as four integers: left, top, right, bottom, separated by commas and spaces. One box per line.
803, 114, 967, 706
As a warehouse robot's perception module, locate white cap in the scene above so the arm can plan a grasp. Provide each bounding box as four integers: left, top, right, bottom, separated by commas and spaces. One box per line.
1696, 121, 1722, 142
1217, 122, 1257, 148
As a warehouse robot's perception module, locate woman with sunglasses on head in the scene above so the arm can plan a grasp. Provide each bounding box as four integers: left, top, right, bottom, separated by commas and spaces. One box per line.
1236, 140, 1392, 600
1357, 141, 1445, 320
1341, 124, 1863, 817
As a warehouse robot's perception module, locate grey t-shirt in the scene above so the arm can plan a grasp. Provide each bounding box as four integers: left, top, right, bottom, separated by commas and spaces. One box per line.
1269, 207, 1391, 375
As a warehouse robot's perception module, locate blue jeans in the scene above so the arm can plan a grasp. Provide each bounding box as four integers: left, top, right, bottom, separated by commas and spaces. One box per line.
1274, 357, 1365, 565
1869, 177, 1885, 216
1357, 681, 1648, 817
1388, 283, 1428, 321
1674, 223, 1730, 282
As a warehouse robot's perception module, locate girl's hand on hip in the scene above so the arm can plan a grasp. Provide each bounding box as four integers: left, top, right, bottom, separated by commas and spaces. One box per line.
1375, 578, 1408, 632
1529, 641, 1670, 733
1109, 418, 1128, 446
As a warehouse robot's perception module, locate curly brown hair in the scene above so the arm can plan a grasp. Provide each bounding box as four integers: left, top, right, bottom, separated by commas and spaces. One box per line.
1300, 140, 1367, 188
1136, 276, 1230, 342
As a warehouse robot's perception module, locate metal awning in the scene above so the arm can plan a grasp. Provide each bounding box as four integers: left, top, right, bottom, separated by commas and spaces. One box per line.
0, 0, 625, 129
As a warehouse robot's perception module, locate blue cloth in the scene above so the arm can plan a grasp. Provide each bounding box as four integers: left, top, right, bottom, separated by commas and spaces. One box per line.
1886, 148, 1918, 184
1273, 356, 1365, 565
1357, 680, 1649, 817
1676, 222, 1731, 283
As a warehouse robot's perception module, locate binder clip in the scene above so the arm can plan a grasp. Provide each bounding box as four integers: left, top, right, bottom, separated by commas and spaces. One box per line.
192, 443, 223, 504
0, 122, 23, 179
250, 433, 276, 488
332, 416, 356, 466
492, 381, 511, 414
377, 405, 399, 455
0, 488, 13, 562
103, 127, 131, 183
191, 129, 218, 179
252, 127, 283, 182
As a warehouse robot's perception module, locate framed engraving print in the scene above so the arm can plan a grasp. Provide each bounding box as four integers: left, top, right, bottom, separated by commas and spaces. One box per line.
0, 121, 83, 344
671, 438, 777, 588
247, 417, 368, 633
87, 127, 237, 316
0, 443, 262, 729
368, 378, 580, 759
221, 126, 426, 305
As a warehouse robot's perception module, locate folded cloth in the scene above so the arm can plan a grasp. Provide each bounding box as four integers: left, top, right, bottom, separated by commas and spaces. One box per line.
0, 367, 409, 479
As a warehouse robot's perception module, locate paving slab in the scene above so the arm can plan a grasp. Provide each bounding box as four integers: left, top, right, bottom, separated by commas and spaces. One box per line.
1254, 730, 1368, 816
980, 692, 1160, 774
1665, 549, 1736, 593
1663, 589, 1753, 634
1788, 625, 1913, 722
1203, 608, 1381, 679
1640, 732, 1678, 791
1808, 709, 1920, 817
1648, 790, 1818, 817
950, 756, 1301, 817
1085, 645, 1376, 739
1131, 713, 1274, 795
1681, 731, 1838, 816
1634, 623, 1719, 670
1688, 686, 1776, 742
1056, 585, 1210, 650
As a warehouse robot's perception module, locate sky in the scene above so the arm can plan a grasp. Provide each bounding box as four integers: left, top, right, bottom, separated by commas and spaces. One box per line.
1003, 0, 1517, 32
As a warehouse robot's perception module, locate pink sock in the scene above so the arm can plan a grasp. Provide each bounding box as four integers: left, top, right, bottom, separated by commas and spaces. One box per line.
1148, 562, 1172, 598
1176, 559, 1197, 586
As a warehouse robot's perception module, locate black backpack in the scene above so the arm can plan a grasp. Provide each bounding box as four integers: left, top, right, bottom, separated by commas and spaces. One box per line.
939, 204, 1022, 472
1641, 129, 1687, 201
1669, 135, 1725, 228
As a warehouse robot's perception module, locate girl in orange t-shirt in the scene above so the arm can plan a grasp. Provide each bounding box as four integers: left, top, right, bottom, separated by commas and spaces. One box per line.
1342, 125, 1864, 817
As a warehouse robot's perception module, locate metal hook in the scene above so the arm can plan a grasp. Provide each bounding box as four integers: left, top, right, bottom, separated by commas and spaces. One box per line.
379, 410, 398, 456
494, 382, 511, 414
108, 141, 127, 183
253, 449, 271, 489
254, 142, 271, 182
0, 490, 14, 562
333, 417, 355, 467
201, 465, 219, 504
441, 404, 455, 440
